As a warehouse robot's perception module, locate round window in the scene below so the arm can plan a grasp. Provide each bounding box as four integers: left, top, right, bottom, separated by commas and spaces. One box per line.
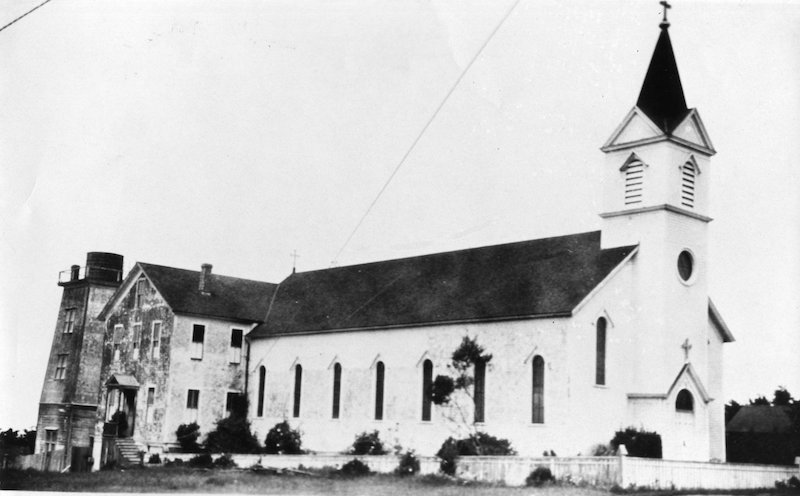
677, 250, 694, 281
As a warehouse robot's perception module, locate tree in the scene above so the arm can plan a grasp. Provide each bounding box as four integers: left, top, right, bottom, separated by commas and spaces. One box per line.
749, 396, 770, 406
725, 399, 742, 424
773, 387, 794, 406
429, 336, 493, 433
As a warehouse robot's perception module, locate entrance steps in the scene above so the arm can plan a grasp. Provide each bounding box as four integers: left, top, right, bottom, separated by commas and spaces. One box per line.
115, 437, 143, 466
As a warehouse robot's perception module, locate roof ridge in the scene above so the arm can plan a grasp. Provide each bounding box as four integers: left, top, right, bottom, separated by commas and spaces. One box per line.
139, 262, 276, 286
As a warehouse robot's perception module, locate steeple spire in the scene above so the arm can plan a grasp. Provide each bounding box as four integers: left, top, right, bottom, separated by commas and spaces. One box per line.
636, 2, 687, 134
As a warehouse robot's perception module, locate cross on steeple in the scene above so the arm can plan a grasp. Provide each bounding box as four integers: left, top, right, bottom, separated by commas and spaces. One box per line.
681, 338, 692, 362
290, 250, 300, 274
660, 1, 672, 28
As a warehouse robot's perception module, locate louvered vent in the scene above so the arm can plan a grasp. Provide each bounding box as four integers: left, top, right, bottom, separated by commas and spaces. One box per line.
681, 162, 695, 208
624, 161, 644, 205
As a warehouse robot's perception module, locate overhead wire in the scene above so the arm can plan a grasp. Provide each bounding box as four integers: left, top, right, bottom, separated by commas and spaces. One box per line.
331, 0, 523, 265
0, 0, 55, 34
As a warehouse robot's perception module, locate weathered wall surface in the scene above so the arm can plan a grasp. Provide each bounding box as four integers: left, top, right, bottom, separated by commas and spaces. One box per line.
99, 273, 175, 449
165, 315, 249, 446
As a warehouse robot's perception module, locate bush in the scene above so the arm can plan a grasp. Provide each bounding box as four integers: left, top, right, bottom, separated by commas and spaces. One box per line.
436, 432, 515, 475
188, 453, 213, 468
147, 453, 161, 464
176, 422, 201, 452
212, 453, 237, 469
525, 466, 554, 486
396, 450, 420, 477
350, 431, 386, 455
591, 443, 614, 456
205, 416, 260, 453
264, 421, 304, 454
611, 427, 662, 459
340, 458, 371, 477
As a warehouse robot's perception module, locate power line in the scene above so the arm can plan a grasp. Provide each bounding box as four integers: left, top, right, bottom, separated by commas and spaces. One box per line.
0, 0, 55, 34
332, 0, 523, 265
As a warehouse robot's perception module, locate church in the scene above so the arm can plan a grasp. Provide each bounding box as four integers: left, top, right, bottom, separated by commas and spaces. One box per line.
34, 9, 733, 470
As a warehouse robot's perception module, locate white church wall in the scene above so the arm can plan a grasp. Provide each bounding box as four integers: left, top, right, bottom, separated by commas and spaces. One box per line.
248, 318, 578, 457
706, 316, 726, 461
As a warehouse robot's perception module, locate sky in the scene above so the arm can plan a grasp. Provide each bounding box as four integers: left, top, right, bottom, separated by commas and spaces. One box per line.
0, 0, 798, 430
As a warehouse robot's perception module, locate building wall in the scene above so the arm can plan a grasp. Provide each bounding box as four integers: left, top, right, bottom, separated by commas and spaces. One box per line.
164, 315, 249, 448
248, 313, 632, 457
98, 273, 175, 449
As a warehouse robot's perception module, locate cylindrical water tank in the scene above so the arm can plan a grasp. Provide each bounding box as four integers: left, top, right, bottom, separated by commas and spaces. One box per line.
85, 252, 124, 283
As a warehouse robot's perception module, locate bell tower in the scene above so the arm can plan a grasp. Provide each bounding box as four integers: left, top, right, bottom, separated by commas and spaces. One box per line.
599, 7, 718, 399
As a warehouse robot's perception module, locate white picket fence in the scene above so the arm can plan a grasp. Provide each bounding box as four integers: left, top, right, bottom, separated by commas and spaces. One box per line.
157, 453, 799, 489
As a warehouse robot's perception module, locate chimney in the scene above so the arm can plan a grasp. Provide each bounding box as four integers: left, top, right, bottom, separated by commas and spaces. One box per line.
199, 264, 212, 294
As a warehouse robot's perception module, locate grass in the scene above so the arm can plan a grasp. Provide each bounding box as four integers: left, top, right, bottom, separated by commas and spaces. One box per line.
0, 467, 612, 495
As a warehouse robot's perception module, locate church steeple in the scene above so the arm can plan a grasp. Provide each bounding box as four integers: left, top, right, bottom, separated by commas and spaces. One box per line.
636, 24, 688, 134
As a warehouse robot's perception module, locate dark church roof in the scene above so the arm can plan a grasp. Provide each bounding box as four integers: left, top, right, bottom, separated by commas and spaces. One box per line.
726, 405, 794, 434
139, 263, 278, 322
249, 231, 636, 337
636, 25, 690, 134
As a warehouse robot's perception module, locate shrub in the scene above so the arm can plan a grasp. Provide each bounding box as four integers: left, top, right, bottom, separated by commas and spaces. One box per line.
147, 453, 161, 464
188, 453, 213, 468
396, 450, 420, 477
264, 421, 304, 454
436, 432, 515, 475
340, 458, 371, 477
350, 431, 386, 455
212, 453, 237, 469
176, 422, 201, 452
205, 416, 260, 453
525, 466, 554, 486
611, 427, 662, 459
591, 443, 614, 456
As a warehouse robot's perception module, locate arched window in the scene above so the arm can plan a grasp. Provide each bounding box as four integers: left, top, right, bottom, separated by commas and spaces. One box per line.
681, 162, 696, 208
375, 361, 385, 421
332, 363, 342, 419
532, 355, 544, 424
596, 317, 607, 385
676, 389, 694, 412
421, 359, 433, 421
257, 366, 266, 417
624, 160, 645, 205
474, 360, 486, 423
292, 364, 302, 418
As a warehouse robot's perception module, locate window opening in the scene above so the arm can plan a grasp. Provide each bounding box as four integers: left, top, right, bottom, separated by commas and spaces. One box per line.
375, 361, 385, 420
532, 355, 545, 424
624, 161, 644, 205
681, 162, 696, 208
257, 366, 266, 417
596, 317, 607, 385
63, 308, 76, 333
191, 324, 205, 360
676, 389, 694, 412
332, 363, 342, 419
474, 359, 486, 423
421, 359, 433, 421
292, 364, 302, 418
54, 354, 68, 380
151, 322, 161, 359
230, 329, 243, 364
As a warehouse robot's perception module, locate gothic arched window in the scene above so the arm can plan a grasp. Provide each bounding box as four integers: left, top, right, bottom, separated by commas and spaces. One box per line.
332, 363, 342, 419
596, 317, 607, 385
676, 389, 694, 412
421, 359, 433, 421
532, 355, 545, 424
474, 359, 486, 423
257, 366, 266, 417
375, 361, 385, 421
292, 364, 302, 418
